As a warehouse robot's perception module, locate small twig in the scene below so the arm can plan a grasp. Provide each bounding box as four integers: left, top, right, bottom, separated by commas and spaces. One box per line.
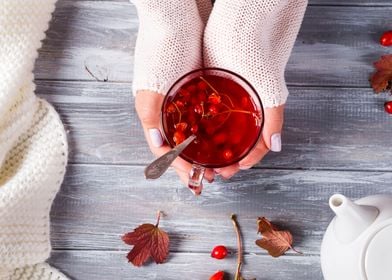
200, 76, 219, 94
231, 214, 243, 280
171, 102, 182, 124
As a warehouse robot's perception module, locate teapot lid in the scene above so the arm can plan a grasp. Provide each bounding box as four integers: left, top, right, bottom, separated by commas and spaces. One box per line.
365, 225, 392, 280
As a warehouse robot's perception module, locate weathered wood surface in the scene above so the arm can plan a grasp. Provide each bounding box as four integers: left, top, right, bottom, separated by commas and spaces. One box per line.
50, 164, 392, 254
48, 251, 322, 280
37, 81, 392, 170
28, 0, 392, 279
35, 2, 392, 88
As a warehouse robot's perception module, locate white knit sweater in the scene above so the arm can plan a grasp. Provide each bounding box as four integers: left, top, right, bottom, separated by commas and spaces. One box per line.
0, 1, 69, 279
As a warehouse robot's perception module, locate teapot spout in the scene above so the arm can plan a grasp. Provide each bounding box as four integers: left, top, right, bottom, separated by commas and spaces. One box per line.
329, 194, 379, 243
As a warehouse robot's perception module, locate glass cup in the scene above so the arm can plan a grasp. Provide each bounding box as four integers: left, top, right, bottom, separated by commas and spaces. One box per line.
161, 68, 264, 195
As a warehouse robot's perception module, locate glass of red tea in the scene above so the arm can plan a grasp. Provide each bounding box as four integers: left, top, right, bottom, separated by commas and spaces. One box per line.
161, 68, 264, 195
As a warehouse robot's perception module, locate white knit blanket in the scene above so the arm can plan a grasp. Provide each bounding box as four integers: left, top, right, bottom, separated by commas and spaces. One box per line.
0, 1, 69, 279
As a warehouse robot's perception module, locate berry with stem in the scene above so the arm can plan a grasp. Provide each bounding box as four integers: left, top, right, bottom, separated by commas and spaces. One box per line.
211, 245, 228, 260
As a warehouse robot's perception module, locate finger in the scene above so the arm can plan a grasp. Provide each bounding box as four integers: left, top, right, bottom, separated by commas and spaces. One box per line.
135, 91, 165, 149
262, 105, 285, 152
238, 139, 269, 169
215, 163, 240, 180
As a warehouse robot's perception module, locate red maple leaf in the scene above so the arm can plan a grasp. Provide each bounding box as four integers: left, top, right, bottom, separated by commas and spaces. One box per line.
122, 211, 169, 266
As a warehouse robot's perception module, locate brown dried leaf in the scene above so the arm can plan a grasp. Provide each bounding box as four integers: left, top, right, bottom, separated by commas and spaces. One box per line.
122, 212, 169, 266
255, 217, 301, 258
370, 55, 392, 94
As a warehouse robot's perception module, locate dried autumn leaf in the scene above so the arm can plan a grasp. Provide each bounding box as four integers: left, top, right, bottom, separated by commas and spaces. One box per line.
122, 211, 169, 266
255, 217, 301, 258
370, 55, 392, 94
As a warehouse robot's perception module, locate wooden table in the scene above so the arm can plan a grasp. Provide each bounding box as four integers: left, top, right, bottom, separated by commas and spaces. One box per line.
35, 0, 392, 279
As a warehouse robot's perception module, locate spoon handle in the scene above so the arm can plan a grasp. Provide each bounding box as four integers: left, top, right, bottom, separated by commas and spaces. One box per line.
144, 135, 197, 179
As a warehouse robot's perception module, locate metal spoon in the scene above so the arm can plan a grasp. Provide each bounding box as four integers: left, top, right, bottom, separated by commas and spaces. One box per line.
144, 134, 197, 179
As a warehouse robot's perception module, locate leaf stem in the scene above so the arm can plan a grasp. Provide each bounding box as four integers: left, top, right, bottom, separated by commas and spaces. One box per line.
231, 214, 243, 280
172, 102, 182, 124
156, 210, 162, 227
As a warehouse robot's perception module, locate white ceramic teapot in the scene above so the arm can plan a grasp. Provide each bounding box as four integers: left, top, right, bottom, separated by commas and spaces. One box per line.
321, 193, 392, 280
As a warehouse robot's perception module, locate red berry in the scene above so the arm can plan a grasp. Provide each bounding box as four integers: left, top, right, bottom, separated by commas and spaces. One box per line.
187, 84, 197, 93
385, 101, 392, 114
175, 122, 188, 131
208, 105, 219, 116
208, 93, 221, 104
194, 104, 203, 115
213, 133, 227, 145
197, 81, 208, 91
175, 100, 184, 109
190, 124, 198, 134
380, 30, 392, 47
166, 104, 176, 113
209, 271, 225, 280
222, 149, 233, 161
211, 245, 228, 259
173, 131, 185, 145
179, 89, 191, 98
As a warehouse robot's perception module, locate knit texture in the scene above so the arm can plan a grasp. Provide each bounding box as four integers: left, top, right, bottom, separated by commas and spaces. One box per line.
131, 0, 207, 95
0, 1, 69, 279
204, 0, 308, 108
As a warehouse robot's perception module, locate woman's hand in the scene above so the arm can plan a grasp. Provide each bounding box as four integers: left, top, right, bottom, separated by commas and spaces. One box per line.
204, 0, 307, 178
132, 0, 213, 188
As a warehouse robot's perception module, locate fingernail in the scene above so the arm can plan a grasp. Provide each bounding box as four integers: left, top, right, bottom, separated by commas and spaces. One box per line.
270, 133, 282, 152
239, 165, 252, 170
214, 169, 222, 174
149, 128, 163, 147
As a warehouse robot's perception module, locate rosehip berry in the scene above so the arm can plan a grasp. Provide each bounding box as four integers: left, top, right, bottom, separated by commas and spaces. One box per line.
179, 89, 191, 98
208, 105, 219, 116
208, 93, 221, 104
194, 104, 203, 115
190, 124, 198, 134
380, 30, 392, 47
175, 100, 184, 109
166, 104, 176, 113
211, 245, 228, 259
197, 81, 208, 91
209, 271, 225, 280
173, 131, 185, 145
222, 149, 233, 160
175, 122, 188, 131
385, 101, 392, 114
187, 84, 197, 93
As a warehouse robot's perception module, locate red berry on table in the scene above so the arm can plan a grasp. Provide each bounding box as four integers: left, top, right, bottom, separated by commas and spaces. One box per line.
380, 30, 392, 47
385, 101, 392, 114
211, 245, 228, 259
209, 271, 225, 280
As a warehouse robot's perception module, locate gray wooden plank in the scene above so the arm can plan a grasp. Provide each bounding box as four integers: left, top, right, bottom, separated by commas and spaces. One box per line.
37, 81, 392, 170
35, 2, 392, 87
48, 250, 322, 280
50, 164, 392, 254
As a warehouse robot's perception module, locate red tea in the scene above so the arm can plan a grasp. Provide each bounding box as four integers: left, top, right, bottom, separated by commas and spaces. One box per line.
162, 73, 262, 168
